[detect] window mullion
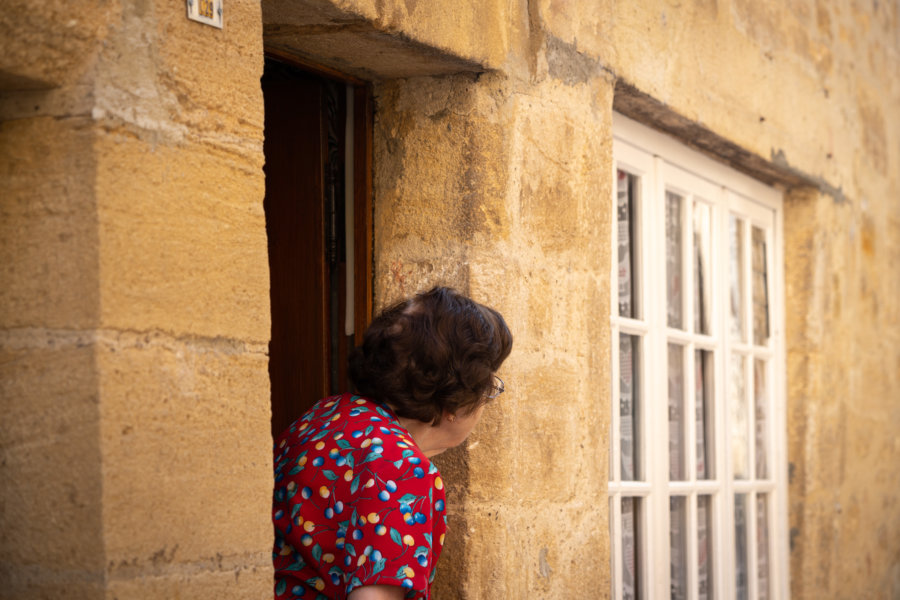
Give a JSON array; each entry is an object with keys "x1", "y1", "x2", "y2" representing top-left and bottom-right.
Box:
[
  {"x1": 742, "y1": 216, "x2": 756, "y2": 484},
  {"x1": 684, "y1": 188, "x2": 699, "y2": 599},
  {"x1": 686, "y1": 332, "x2": 699, "y2": 600},
  {"x1": 718, "y1": 187, "x2": 736, "y2": 600},
  {"x1": 650, "y1": 155, "x2": 669, "y2": 600}
]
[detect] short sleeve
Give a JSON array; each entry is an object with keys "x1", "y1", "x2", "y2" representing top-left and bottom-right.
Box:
[{"x1": 341, "y1": 454, "x2": 446, "y2": 599}]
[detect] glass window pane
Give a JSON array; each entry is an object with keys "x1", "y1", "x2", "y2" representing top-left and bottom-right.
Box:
[
  {"x1": 730, "y1": 354, "x2": 749, "y2": 479},
  {"x1": 757, "y1": 494, "x2": 771, "y2": 600},
  {"x1": 622, "y1": 497, "x2": 642, "y2": 600},
  {"x1": 666, "y1": 191, "x2": 684, "y2": 329},
  {"x1": 697, "y1": 495, "x2": 713, "y2": 600},
  {"x1": 610, "y1": 497, "x2": 616, "y2": 597},
  {"x1": 752, "y1": 226, "x2": 770, "y2": 346},
  {"x1": 693, "y1": 201, "x2": 712, "y2": 334},
  {"x1": 735, "y1": 494, "x2": 749, "y2": 600},
  {"x1": 668, "y1": 343, "x2": 686, "y2": 481},
  {"x1": 670, "y1": 496, "x2": 687, "y2": 600},
  {"x1": 754, "y1": 358, "x2": 768, "y2": 479},
  {"x1": 620, "y1": 334, "x2": 641, "y2": 481},
  {"x1": 729, "y1": 216, "x2": 744, "y2": 341},
  {"x1": 696, "y1": 350, "x2": 714, "y2": 479},
  {"x1": 618, "y1": 171, "x2": 638, "y2": 318}
]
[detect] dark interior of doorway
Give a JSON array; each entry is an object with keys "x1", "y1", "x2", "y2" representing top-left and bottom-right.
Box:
[{"x1": 262, "y1": 55, "x2": 373, "y2": 438}]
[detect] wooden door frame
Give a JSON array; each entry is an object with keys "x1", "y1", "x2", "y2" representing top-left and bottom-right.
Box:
[{"x1": 264, "y1": 47, "x2": 373, "y2": 348}]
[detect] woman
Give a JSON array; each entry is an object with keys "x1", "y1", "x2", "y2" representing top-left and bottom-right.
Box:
[{"x1": 273, "y1": 287, "x2": 513, "y2": 600}]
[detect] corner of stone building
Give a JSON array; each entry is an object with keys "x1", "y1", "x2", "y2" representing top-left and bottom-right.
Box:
[
  {"x1": 2, "y1": 0, "x2": 274, "y2": 597},
  {"x1": 1, "y1": 6, "x2": 108, "y2": 586}
]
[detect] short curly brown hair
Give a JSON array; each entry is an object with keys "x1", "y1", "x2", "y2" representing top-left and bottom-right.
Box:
[{"x1": 348, "y1": 287, "x2": 513, "y2": 425}]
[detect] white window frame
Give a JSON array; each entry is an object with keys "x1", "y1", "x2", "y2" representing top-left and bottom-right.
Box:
[{"x1": 608, "y1": 114, "x2": 789, "y2": 600}]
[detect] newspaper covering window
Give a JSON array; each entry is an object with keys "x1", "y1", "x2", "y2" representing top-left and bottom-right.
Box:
[
  {"x1": 757, "y1": 494, "x2": 770, "y2": 600},
  {"x1": 622, "y1": 497, "x2": 638, "y2": 600},
  {"x1": 620, "y1": 334, "x2": 638, "y2": 481},
  {"x1": 668, "y1": 344, "x2": 685, "y2": 481},
  {"x1": 610, "y1": 498, "x2": 616, "y2": 596},
  {"x1": 754, "y1": 359, "x2": 768, "y2": 479},
  {"x1": 751, "y1": 226, "x2": 770, "y2": 345},
  {"x1": 729, "y1": 216, "x2": 744, "y2": 341},
  {"x1": 697, "y1": 495, "x2": 712, "y2": 600},
  {"x1": 730, "y1": 355, "x2": 749, "y2": 480},
  {"x1": 696, "y1": 350, "x2": 712, "y2": 479},
  {"x1": 693, "y1": 202, "x2": 712, "y2": 334},
  {"x1": 666, "y1": 192, "x2": 683, "y2": 329},
  {"x1": 735, "y1": 494, "x2": 749, "y2": 600},
  {"x1": 670, "y1": 497, "x2": 687, "y2": 600},
  {"x1": 618, "y1": 171, "x2": 636, "y2": 318}
]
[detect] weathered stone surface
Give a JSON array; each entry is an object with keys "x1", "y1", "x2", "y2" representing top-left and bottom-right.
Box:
[
  {"x1": 0, "y1": 337, "x2": 104, "y2": 583},
  {"x1": 94, "y1": 334, "x2": 271, "y2": 568},
  {"x1": 0, "y1": 117, "x2": 99, "y2": 330},
  {"x1": 2, "y1": 578, "x2": 105, "y2": 600},
  {"x1": 93, "y1": 133, "x2": 269, "y2": 343},
  {"x1": 105, "y1": 561, "x2": 271, "y2": 600},
  {"x1": 262, "y1": 0, "x2": 529, "y2": 77},
  {"x1": 0, "y1": 0, "x2": 117, "y2": 90},
  {"x1": 784, "y1": 187, "x2": 900, "y2": 598},
  {"x1": 2, "y1": 0, "x2": 272, "y2": 595},
  {"x1": 88, "y1": 0, "x2": 265, "y2": 151}
]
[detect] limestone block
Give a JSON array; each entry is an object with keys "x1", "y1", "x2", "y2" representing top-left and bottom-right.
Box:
[
  {"x1": 372, "y1": 73, "x2": 514, "y2": 305},
  {"x1": 93, "y1": 133, "x2": 269, "y2": 342},
  {"x1": 0, "y1": 0, "x2": 117, "y2": 89},
  {"x1": 1, "y1": 578, "x2": 105, "y2": 600},
  {"x1": 506, "y1": 504, "x2": 606, "y2": 598},
  {"x1": 445, "y1": 502, "x2": 606, "y2": 600},
  {"x1": 509, "y1": 83, "x2": 611, "y2": 257},
  {"x1": 435, "y1": 503, "x2": 518, "y2": 600},
  {"x1": 104, "y1": 561, "x2": 271, "y2": 600},
  {"x1": 153, "y1": 0, "x2": 265, "y2": 145},
  {"x1": 0, "y1": 340, "x2": 104, "y2": 574},
  {"x1": 511, "y1": 366, "x2": 586, "y2": 497},
  {"x1": 363, "y1": 0, "x2": 528, "y2": 72},
  {"x1": 373, "y1": 74, "x2": 510, "y2": 246},
  {"x1": 454, "y1": 400, "x2": 517, "y2": 506},
  {"x1": 94, "y1": 334, "x2": 272, "y2": 571},
  {"x1": 91, "y1": 0, "x2": 264, "y2": 149},
  {"x1": 537, "y1": 0, "x2": 615, "y2": 69},
  {"x1": 0, "y1": 117, "x2": 99, "y2": 329},
  {"x1": 262, "y1": 0, "x2": 529, "y2": 77}
]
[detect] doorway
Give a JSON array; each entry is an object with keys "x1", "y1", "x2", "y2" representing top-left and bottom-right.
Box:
[{"x1": 262, "y1": 54, "x2": 373, "y2": 437}]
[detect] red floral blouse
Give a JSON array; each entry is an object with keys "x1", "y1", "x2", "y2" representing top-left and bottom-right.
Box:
[{"x1": 273, "y1": 394, "x2": 447, "y2": 600}]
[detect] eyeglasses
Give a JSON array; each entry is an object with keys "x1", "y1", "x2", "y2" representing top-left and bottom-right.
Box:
[{"x1": 484, "y1": 375, "x2": 505, "y2": 400}]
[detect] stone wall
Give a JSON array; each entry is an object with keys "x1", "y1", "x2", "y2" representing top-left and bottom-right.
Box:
[
  {"x1": 1, "y1": 0, "x2": 273, "y2": 597},
  {"x1": 2, "y1": 0, "x2": 898, "y2": 598}
]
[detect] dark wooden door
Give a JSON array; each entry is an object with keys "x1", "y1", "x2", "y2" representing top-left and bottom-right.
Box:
[{"x1": 263, "y1": 57, "x2": 373, "y2": 438}]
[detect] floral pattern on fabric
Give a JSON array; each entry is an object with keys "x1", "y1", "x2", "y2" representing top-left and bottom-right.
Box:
[{"x1": 273, "y1": 393, "x2": 447, "y2": 600}]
